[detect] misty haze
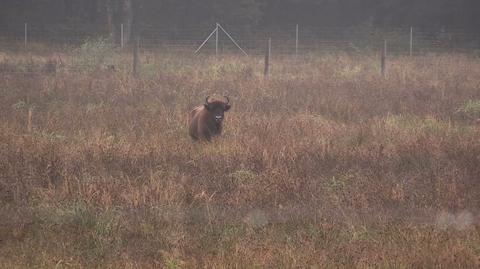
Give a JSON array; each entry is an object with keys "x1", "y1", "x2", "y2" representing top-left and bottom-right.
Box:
[{"x1": 1, "y1": 1, "x2": 479, "y2": 268}]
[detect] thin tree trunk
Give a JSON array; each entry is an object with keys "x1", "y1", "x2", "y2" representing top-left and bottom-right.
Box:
[
  {"x1": 123, "y1": 0, "x2": 133, "y2": 44},
  {"x1": 105, "y1": 0, "x2": 116, "y2": 40},
  {"x1": 131, "y1": 0, "x2": 141, "y2": 41}
]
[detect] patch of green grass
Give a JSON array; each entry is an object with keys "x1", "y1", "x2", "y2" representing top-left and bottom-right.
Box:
[
  {"x1": 33, "y1": 204, "x2": 124, "y2": 261},
  {"x1": 457, "y1": 99, "x2": 480, "y2": 119},
  {"x1": 229, "y1": 169, "x2": 257, "y2": 183},
  {"x1": 73, "y1": 37, "x2": 118, "y2": 72},
  {"x1": 334, "y1": 64, "x2": 362, "y2": 80},
  {"x1": 324, "y1": 175, "x2": 348, "y2": 191},
  {"x1": 164, "y1": 258, "x2": 181, "y2": 269}
]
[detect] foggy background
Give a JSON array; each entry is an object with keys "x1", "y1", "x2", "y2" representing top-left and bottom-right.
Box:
[{"x1": 1, "y1": 0, "x2": 479, "y2": 40}]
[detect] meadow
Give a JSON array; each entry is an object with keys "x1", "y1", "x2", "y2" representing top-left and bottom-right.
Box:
[{"x1": 0, "y1": 41, "x2": 479, "y2": 268}]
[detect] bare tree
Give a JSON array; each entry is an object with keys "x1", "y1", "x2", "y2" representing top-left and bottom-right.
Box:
[
  {"x1": 123, "y1": 0, "x2": 133, "y2": 44},
  {"x1": 105, "y1": 0, "x2": 116, "y2": 40}
]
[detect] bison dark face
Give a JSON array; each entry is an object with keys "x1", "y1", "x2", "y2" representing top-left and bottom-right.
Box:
[
  {"x1": 205, "y1": 96, "x2": 231, "y2": 124},
  {"x1": 188, "y1": 96, "x2": 231, "y2": 141}
]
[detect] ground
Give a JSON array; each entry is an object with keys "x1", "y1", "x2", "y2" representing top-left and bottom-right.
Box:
[{"x1": 0, "y1": 43, "x2": 479, "y2": 268}]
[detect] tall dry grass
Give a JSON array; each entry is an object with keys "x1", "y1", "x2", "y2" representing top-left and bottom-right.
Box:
[{"x1": 0, "y1": 49, "x2": 479, "y2": 268}]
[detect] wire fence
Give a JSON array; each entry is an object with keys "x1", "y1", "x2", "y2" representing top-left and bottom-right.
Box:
[
  {"x1": 1, "y1": 24, "x2": 480, "y2": 75},
  {"x1": 1, "y1": 24, "x2": 480, "y2": 56}
]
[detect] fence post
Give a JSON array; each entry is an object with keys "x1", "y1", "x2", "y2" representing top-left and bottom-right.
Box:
[
  {"x1": 133, "y1": 36, "x2": 139, "y2": 77},
  {"x1": 409, "y1": 26, "x2": 413, "y2": 56},
  {"x1": 264, "y1": 38, "x2": 271, "y2": 77},
  {"x1": 215, "y1": 22, "x2": 219, "y2": 57},
  {"x1": 121, "y1": 23, "x2": 124, "y2": 48},
  {"x1": 24, "y1": 23, "x2": 28, "y2": 49},
  {"x1": 381, "y1": 40, "x2": 387, "y2": 78},
  {"x1": 295, "y1": 24, "x2": 299, "y2": 58}
]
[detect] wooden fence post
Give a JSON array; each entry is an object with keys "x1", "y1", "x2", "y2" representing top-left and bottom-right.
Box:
[
  {"x1": 295, "y1": 24, "x2": 299, "y2": 58},
  {"x1": 215, "y1": 23, "x2": 219, "y2": 57},
  {"x1": 133, "y1": 36, "x2": 139, "y2": 77},
  {"x1": 381, "y1": 39, "x2": 387, "y2": 78},
  {"x1": 409, "y1": 26, "x2": 413, "y2": 56},
  {"x1": 264, "y1": 38, "x2": 271, "y2": 77},
  {"x1": 121, "y1": 23, "x2": 124, "y2": 48},
  {"x1": 24, "y1": 23, "x2": 28, "y2": 49}
]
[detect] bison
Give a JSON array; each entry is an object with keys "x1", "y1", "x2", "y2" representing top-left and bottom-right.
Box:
[{"x1": 188, "y1": 96, "x2": 231, "y2": 141}]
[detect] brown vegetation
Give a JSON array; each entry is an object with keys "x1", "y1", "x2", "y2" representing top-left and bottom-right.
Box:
[{"x1": 0, "y1": 49, "x2": 479, "y2": 268}]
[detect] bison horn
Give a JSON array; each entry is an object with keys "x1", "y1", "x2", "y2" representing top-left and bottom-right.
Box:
[
  {"x1": 224, "y1": 96, "x2": 230, "y2": 104},
  {"x1": 205, "y1": 96, "x2": 211, "y2": 105}
]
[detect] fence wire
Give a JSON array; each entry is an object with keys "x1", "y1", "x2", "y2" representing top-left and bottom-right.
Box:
[
  {"x1": 1, "y1": 25, "x2": 480, "y2": 55},
  {"x1": 1, "y1": 25, "x2": 480, "y2": 75}
]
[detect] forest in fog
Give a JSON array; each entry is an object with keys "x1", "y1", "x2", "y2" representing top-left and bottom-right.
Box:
[{"x1": 1, "y1": 0, "x2": 480, "y2": 36}]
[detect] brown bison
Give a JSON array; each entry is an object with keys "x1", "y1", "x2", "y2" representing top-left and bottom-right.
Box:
[{"x1": 188, "y1": 96, "x2": 231, "y2": 141}]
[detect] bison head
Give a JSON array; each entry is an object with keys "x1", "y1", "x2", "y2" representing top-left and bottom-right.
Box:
[{"x1": 204, "y1": 96, "x2": 231, "y2": 123}]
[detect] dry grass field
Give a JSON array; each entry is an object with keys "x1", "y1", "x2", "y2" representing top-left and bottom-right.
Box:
[{"x1": 1, "y1": 42, "x2": 480, "y2": 268}]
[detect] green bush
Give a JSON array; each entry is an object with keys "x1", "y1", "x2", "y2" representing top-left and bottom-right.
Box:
[{"x1": 73, "y1": 38, "x2": 117, "y2": 72}]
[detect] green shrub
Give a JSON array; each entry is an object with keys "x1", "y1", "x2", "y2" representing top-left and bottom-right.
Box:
[{"x1": 73, "y1": 38, "x2": 117, "y2": 72}]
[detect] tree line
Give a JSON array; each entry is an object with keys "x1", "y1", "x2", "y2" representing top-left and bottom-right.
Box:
[{"x1": 1, "y1": 0, "x2": 479, "y2": 41}]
